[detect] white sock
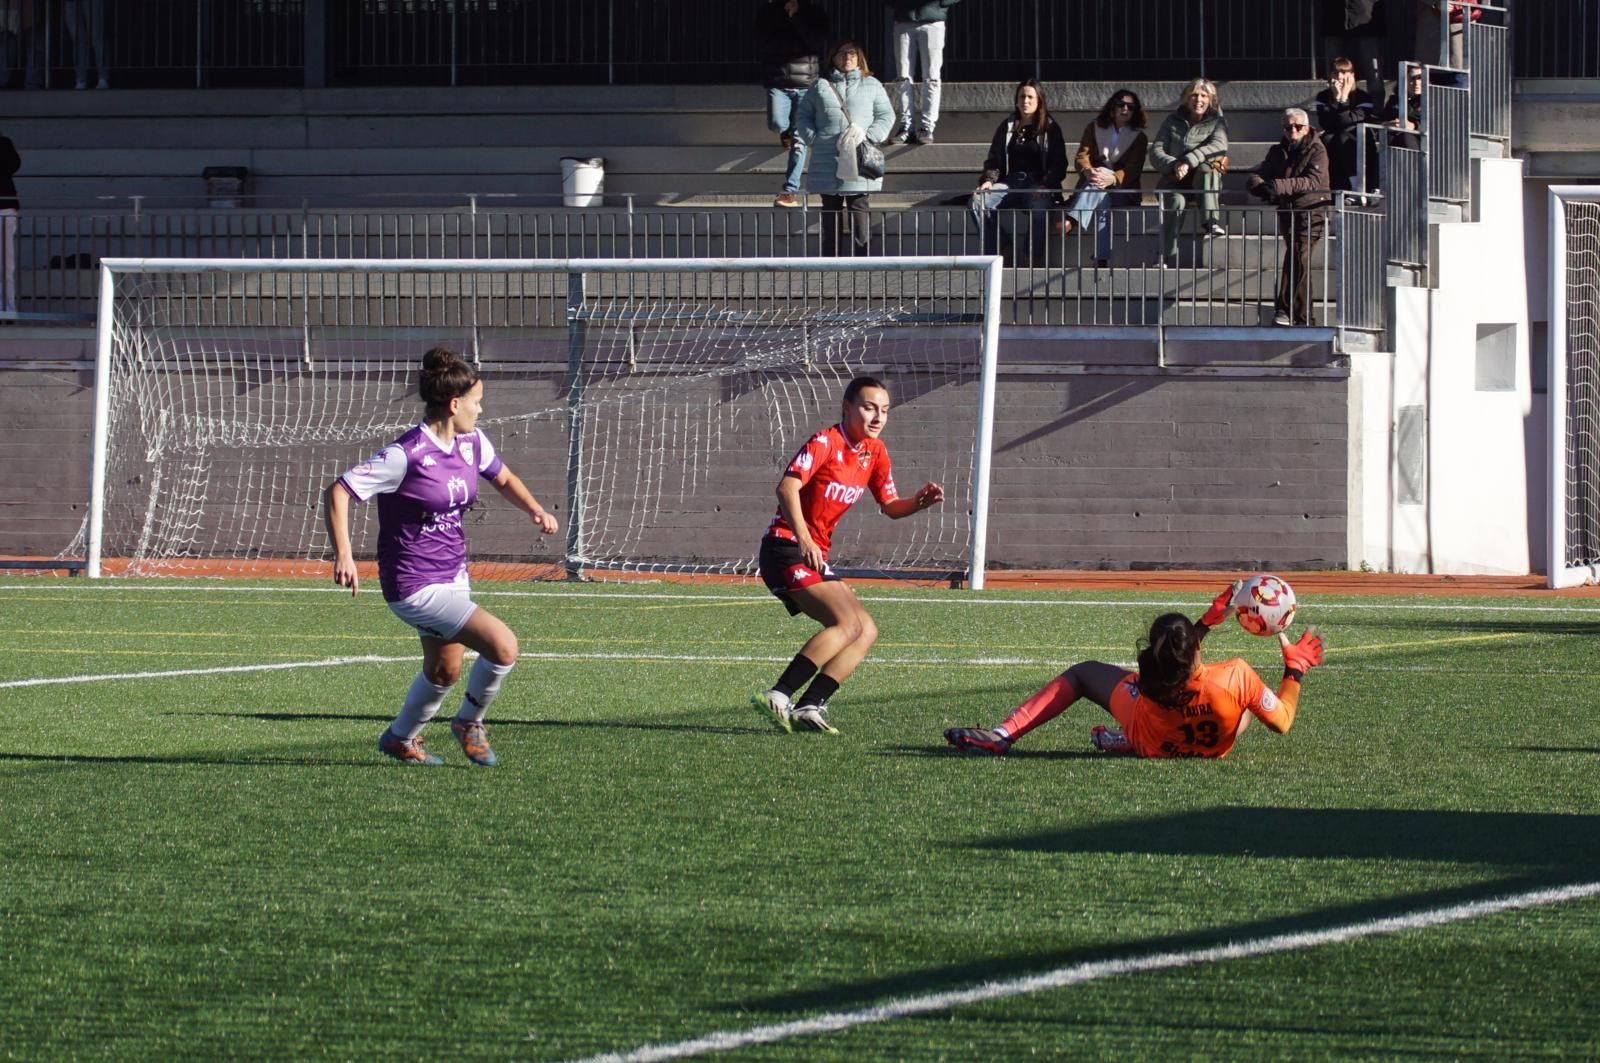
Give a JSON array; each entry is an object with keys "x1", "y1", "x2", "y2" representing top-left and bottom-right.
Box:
[
  {"x1": 456, "y1": 656, "x2": 515, "y2": 723},
  {"x1": 392, "y1": 672, "x2": 452, "y2": 740}
]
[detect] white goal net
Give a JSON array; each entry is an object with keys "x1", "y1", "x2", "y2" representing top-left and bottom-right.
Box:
[
  {"x1": 1550, "y1": 192, "x2": 1600, "y2": 587},
  {"x1": 80, "y1": 258, "x2": 1002, "y2": 586}
]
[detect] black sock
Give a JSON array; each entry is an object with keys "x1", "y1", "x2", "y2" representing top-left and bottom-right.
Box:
[
  {"x1": 773, "y1": 654, "x2": 819, "y2": 698},
  {"x1": 795, "y1": 674, "x2": 840, "y2": 709}
]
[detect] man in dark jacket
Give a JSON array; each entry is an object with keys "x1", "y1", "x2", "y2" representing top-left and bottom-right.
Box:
[
  {"x1": 0, "y1": 131, "x2": 18, "y2": 316},
  {"x1": 758, "y1": 0, "x2": 831, "y2": 208},
  {"x1": 1247, "y1": 109, "x2": 1331, "y2": 327}
]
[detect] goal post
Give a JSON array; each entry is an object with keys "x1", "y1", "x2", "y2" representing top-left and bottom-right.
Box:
[
  {"x1": 84, "y1": 256, "x2": 1004, "y2": 588},
  {"x1": 1548, "y1": 190, "x2": 1600, "y2": 588}
]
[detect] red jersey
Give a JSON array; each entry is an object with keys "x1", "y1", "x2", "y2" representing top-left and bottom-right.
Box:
[{"x1": 765, "y1": 424, "x2": 898, "y2": 555}]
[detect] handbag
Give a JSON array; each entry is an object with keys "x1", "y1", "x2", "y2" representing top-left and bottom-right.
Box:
[
  {"x1": 857, "y1": 140, "x2": 886, "y2": 180},
  {"x1": 827, "y1": 81, "x2": 886, "y2": 180}
]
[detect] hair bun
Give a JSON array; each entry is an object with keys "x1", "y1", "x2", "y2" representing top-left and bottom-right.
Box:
[{"x1": 422, "y1": 347, "x2": 460, "y2": 374}]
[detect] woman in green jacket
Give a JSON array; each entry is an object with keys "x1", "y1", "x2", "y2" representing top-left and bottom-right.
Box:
[{"x1": 1149, "y1": 78, "x2": 1230, "y2": 267}]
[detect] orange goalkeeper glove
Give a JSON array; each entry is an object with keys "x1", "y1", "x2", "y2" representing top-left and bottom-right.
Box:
[
  {"x1": 1198, "y1": 580, "x2": 1244, "y2": 630},
  {"x1": 1279, "y1": 626, "x2": 1324, "y2": 680}
]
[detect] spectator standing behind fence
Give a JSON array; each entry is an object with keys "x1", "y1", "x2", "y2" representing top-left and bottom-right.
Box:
[
  {"x1": 758, "y1": 0, "x2": 830, "y2": 209},
  {"x1": 1059, "y1": 89, "x2": 1149, "y2": 269},
  {"x1": 887, "y1": 0, "x2": 959, "y2": 145},
  {"x1": 65, "y1": 0, "x2": 109, "y2": 89},
  {"x1": 1315, "y1": 58, "x2": 1374, "y2": 191},
  {"x1": 1, "y1": 0, "x2": 44, "y2": 89},
  {"x1": 795, "y1": 40, "x2": 894, "y2": 257},
  {"x1": 1416, "y1": 0, "x2": 1479, "y2": 69},
  {"x1": 1321, "y1": 0, "x2": 1386, "y2": 101},
  {"x1": 1149, "y1": 78, "x2": 1229, "y2": 269},
  {"x1": 0, "y1": 130, "x2": 18, "y2": 316},
  {"x1": 970, "y1": 80, "x2": 1067, "y2": 267},
  {"x1": 1247, "y1": 108, "x2": 1331, "y2": 327}
]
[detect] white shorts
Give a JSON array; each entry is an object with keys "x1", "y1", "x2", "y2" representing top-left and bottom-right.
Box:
[{"x1": 386, "y1": 573, "x2": 478, "y2": 640}]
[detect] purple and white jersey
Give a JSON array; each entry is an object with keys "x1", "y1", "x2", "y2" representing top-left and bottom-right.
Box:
[{"x1": 338, "y1": 423, "x2": 506, "y2": 602}]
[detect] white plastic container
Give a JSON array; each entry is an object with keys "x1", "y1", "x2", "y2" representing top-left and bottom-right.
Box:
[{"x1": 560, "y1": 157, "x2": 605, "y2": 207}]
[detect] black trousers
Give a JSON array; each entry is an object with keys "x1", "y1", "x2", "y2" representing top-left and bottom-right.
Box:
[
  {"x1": 820, "y1": 194, "x2": 872, "y2": 256},
  {"x1": 1276, "y1": 211, "x2": 1328, "y2": 326}
]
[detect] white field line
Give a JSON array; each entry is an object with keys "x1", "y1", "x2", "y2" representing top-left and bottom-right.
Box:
[
  {"x1": 0, "y1": 651, "x2": 1104, "y2": 689},
  {"x1": 6, "y1": 647, "x2": 1599, "y2": 691},
  {"x1": 0, "y1": 655, "x2": 414, "y2": 689},
  {"x1": 566, "y1": 880, "x2": 1600, "y2": 1063},
  {"x1": 2, "y1": 582, "x2": 1600, "y2": 615}
]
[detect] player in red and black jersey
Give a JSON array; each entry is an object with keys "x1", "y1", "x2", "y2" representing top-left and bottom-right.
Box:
[{"x1": 753, "y1": 376, "x2": 945, "y2": 734}]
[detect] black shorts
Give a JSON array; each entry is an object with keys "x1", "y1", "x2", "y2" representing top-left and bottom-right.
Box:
[{"x1": 758, "y1": 536, "x2": 840, "y2": 616}]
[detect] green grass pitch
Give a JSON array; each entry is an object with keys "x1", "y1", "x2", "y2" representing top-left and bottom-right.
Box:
[{"x1": 1, "y1": 577, "x2": 1598, "y2": 1060}]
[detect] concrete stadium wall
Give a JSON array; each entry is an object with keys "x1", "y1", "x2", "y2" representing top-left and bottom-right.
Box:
[{"x1": 0, "y1": 340, "x2": 1348, "y2": 573}]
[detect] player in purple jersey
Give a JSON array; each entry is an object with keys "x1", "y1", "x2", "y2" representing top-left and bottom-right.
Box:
[{"x1": 324, "y1": 347, "x2": 559, "y2": 766}]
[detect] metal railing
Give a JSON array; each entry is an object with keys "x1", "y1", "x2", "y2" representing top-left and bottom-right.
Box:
[
  {"x1": 6, "y1": 0, "x2": 305, "y2": 90},
  {"x1": 8, "y1": 0, "x2": 1596, "y2": 86},
  {"x1": 1512, "y1": 0, "x2": 1599, "y2": 78},
  {"x1": 3, "y1": 197, "x2": 1339, "y2": 333},
  {"x1": 1337, "y1": 193, "x2": 1386, "y2": 346},
  {"x1": 1466, "y1": 6, "x2": 1512, "y2": 142},
  {"x1": 1424, "y1": 66, "x2": 1472, "y2": 205}
]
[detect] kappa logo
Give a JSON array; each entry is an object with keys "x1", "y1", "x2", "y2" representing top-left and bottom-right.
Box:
[
  {"x1": 790, "y1": 566, "x2": 811, "y2": 584},
  {"x1": 421, "y1": 455, "x2": 437, "y2": 467}
]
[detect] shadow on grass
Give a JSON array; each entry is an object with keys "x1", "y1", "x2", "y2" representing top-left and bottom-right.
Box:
[
  {"x1": 736, "y1": 806, "x2": 1600, "y2": 1016},
  {"x1": 1519, "y1": 746, "x2": 1600, "y2": 755},
  {"x1": 970, "y1": 807, "x2": 1600, "y2": 867}
]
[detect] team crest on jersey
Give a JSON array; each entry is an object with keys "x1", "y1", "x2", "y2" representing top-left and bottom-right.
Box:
[
  {"x1": 1260, "y1": 689, "x2": 1280, "y2": 712},
  {"x1": 461, "y1": 441, "x2": 474, "y2": 466},
  {"x1": 856, "y1": 448, "x2": 871, "y2": 470}
]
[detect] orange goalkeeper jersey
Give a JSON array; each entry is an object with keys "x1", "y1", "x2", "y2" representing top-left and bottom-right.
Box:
[{"x1": 1108, "y1": 658, "x2": 1293, "y2": 759}]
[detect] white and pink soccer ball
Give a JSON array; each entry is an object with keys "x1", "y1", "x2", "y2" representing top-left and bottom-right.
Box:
[{"x1": 1233, "y1": 574, "x2": 1297, "y2": 636}]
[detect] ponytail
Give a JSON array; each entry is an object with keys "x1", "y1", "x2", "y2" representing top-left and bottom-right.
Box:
[{"x1": 1136, "y1": 612, "x2": 1202, "y2": 708}]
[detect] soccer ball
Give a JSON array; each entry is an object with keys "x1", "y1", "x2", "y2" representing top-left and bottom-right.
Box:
[{"x1": 1235, "y1": 574, "x2": 1297, "y2": 636}]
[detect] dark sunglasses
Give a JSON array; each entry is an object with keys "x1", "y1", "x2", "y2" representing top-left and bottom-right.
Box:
[
  {"x1": 1114, "y1": 99, "x2": 1135, "y2": 108},
  {"x1": 1283, "y1": 122, "x2": 1308, "y2": 129}
]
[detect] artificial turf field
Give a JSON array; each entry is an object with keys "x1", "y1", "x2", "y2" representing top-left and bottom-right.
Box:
[{"x1": 1, "y1": 576, "x2": 1597, "y2": 1060}]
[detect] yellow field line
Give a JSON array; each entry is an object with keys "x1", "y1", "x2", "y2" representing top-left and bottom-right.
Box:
[{"x1": 1329, "y1": 632, "x2": 1524, "y2": 655}]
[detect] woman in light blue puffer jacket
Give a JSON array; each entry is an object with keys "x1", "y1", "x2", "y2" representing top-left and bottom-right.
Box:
[{"x1": 795, "y1": 40, "x2": 895, "y2": 256}]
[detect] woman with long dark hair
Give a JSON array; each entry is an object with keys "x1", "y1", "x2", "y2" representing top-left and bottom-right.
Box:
[
  {"x1": 1058, "y1": 88, "x2": 1149, "y2": 268},
  {"x1": 971, "y1": 78, "x2": 1068, "y2": 265},
  {"x1": 945, "y1": 583, "x2": 1324, "y2": 758}
]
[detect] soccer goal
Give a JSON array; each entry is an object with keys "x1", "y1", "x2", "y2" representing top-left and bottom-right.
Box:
[
  {"x1": 81, "y1": 257, "x2": 1004, "y2": 587},
  {"x1": 1549, "y1": 189, "x2": 1600, "y2": 588}
]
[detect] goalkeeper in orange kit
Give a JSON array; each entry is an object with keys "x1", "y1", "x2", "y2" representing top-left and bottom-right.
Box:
[{"x1": 945, "y1": 583, "x2": 1325, "y2": 758}]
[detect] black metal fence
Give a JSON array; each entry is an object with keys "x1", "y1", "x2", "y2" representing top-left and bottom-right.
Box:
[{"x1": 1, "y1": 0, "x2": 1589, "y2": 89}]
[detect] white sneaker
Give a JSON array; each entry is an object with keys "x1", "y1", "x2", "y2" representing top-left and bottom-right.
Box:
[
  {"x1": 752, "y1": 689, "x2": 793, "y2": 734},
  {"x1": 1090, "y1": 725, "x2": 1135, "y2": 755},
  {"x1": 791, "y1": 706, "x2": 840, "y2": 734},
  {"x1": 1273, "y1": 312, "x2": 1293, "y2": 326}
]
